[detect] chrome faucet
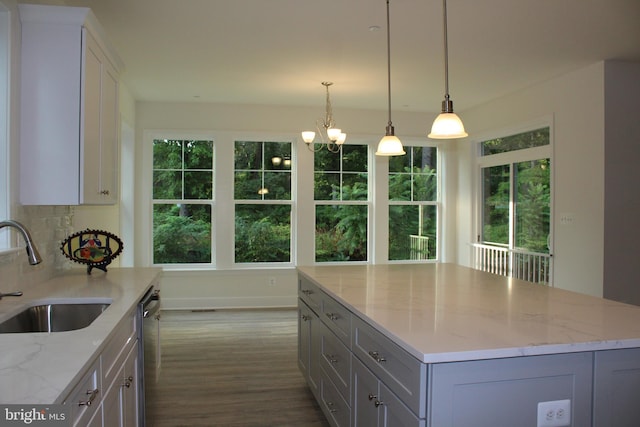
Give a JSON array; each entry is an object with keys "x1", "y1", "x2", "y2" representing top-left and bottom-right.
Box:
[{"x1": 0, "y1": 220, "x2": 42, "y2": 265}]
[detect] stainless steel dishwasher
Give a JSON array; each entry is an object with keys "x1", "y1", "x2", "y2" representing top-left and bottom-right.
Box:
[{"x1": 138, "y1": 287, "x2": 161, "y2": 426}]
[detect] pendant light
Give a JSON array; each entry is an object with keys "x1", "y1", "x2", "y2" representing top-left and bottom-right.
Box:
[
  {"x1": 428, "y1": 0, "x2": 468, "y2": 139},
  {"x1": 375, "y1": 0, "x2": 405, "y2": 156}
]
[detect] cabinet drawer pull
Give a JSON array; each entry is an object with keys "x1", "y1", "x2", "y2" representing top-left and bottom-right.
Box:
[
  {"x1": 99, "y1": 190, "x2": 110, "y2": 195},
  {"x1": 78, "y1": 388, "x2": 99, "y2": 406},
  {"x1": 368, "y1": 350, "x2": 387, "y2": 363},
  {"x1": 325, "y1": 312, "x2": 339, "y2": 321}
]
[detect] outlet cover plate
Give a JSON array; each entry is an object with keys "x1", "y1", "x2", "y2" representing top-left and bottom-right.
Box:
[{"x1": 537, "y1": 399, "x2": 571, "y2": 427}]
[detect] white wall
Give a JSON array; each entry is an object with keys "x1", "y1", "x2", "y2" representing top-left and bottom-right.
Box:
[{"x1": 456, "y1": 62, "x2": 607, "y2": 297}]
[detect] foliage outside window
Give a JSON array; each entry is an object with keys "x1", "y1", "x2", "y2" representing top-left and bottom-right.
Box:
[
  {"x1": 314, "y1": 145, "x2": 368, "y2": 262},
  {"x1": 480, "y1": 128, "x2": 551, "y2": 253},
  {"x1": 388, "y1": 146, "x2": 438, "y2": 260},
  {"x1": 481, "y1": 128, "x2": 550, "y2": 156},
  {"x1": 234, "y1": 141, "x2": 292, "y2": 263},
  {"x1": 152, "y1": 139, "x2": 213, "y2": 264}
]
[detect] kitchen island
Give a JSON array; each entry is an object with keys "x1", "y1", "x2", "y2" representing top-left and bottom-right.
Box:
[
  {"x1": 0, "y1": 268, "x2": 160, "y2": 410},
  {"x1": 297, "y1": 264, "x2": 640, "y2": 427}
]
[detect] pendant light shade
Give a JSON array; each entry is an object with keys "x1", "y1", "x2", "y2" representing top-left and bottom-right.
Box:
[
  {"x1": 429, "y1": 97, "x2": 468, "y2": 138},
  {"x1": 376, "y1": 131, "x2": 405, "y2": 156},
  {"x1": 428, "y1": 0, "x2": 468, "y2": 139},
  {"x1": 375, "y1": 0, "x2": 405, "y2": 156}
]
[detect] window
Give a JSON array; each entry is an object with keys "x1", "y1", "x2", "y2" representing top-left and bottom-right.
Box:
[
  {"x1": 152, "y1": 139, "x2": 214, "y2": 264},
  {"x1": 475, "y1": 126, "x2": 552, "y2": 284},
  {"x1": 388, "y1": 146, "x2": 438, "y2": 260},
  {"x1": 234, "y1": 140, "x2": 292, "y2": 263},
  {"x1": 314, "y1": 145, "x2": 368, "y2": 262},
  {"x1": 479, "y1": 128, "x2": 551, "y2": 252}
]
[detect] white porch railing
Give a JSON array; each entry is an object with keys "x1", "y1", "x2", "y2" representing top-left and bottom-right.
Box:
[
  {"x1": 410, "y1": 235, "x2": 433, "y2": 260},
  {"x1": 471, "y1": 243, "x2": 553, "y2": 285}
]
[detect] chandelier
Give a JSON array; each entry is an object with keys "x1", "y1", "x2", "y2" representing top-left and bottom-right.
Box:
[{"x1": 302, "y1": 82, "x2": 346, "y2": 153}]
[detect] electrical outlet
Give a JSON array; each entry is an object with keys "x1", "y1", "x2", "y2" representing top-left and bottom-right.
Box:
[
  {"x1": 537, "y1": 399, "x2": 571, "y2": 427},
  {"x1": 559, "y1": 213, "x2": 575, "y2": 225}
]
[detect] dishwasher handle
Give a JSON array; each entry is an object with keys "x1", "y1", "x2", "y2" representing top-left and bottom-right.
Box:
[{"x1": 142, "y1": 288, "x2": 161, "y2": 319}]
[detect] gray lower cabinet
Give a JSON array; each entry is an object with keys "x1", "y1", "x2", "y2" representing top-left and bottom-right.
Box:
[
  {"x1": 593, "y1": 348, "x2": 640, "y2": 427},
  {"x1": 298, "y1": 299, "x2": 321, "y2": 398},
  {"x1": 429, "y1": 352, "x2": 594, "y2": 426},
  {"x1": 352, "y1": 355, "x2": 423, "y2": 427},
  {"x1": 298, "y1": 274, "x2": 640, "y2": 427}
]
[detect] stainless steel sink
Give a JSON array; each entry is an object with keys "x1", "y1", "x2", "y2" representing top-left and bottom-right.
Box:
[{"x1": 0, "y1": 302, "x2": 110, "y2": 333}]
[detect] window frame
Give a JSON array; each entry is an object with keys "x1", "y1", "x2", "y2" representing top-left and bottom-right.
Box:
[
  {"x1": 233, "y1": 139, "x2": 295, "y2": 267},
  {"x1": 474, "y1": 120, "x2": 554, "y2": 254},
  {"x1": 140, "y1": 132, "x2": 444, "y2": 269},
  {"x1": 313, "y1": 142, "x2": 371, "y2": 264},
  {"x1": 387, "y1": 144, "x2": 440, "y2": 263}
]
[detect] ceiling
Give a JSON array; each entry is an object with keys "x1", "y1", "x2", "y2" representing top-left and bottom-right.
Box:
[{"x1": 35, "y1": 0, "x2": 640, "y2": 113}]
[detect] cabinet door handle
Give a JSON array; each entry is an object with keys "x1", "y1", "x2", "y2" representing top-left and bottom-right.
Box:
[
  {"x1": 374, "y1": 400, "x2": 384, "y2": 408},
  {"x1": 301, "y1": 314, "x2": 311, "y2": 321},
  {"x1": 122, "y1": 376, "x2": 134, "y2": 388},
  {"x1": 368, "y1": 350, "x2": 386, "y2": 363},
  {"x1": 301, "y1": 289, "x2": 313, "y2": 295},
  {"x1": 326, "y1": 401, "x2": 338, "y2": 413},
  {"x1": 99, "y1": 190, "x2": 110, "y2": 195},
  {"x1": 325, "y1": 312, "x2": 339, "y2": 321},
  {"x1": 325, "y1": 354, "x2": 338, "y2": 364},
  {"x1": 78, "y1": 388, "x2": 99, "y2": 406},
  {"x1": 368, "y1": 393, "x2": 377, "y2": 401}
]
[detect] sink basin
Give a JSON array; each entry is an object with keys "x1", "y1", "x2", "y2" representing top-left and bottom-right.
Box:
[{"x1": 0, "y1": 302, "x2": 110, "y2": 333}]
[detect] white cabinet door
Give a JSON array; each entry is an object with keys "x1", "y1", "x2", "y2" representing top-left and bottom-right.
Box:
[
  {"x1": 19, "y1": 4, "x2": 121, "y2": 206},
  {"x1": 81, "y1": 29, "x2": 119, "y2": 204},
  {"x1": 102, "y1": 341, "x2": 139, "y2": 427}
]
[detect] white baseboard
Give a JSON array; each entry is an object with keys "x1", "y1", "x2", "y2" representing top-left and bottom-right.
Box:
[{"x1": 161, "y1": 295, "x2": 297, "y2": 311}]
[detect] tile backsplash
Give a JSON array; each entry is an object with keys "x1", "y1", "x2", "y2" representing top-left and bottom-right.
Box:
[{"x1": 0, "y1": 205, "x2": 74, "y2": 291}]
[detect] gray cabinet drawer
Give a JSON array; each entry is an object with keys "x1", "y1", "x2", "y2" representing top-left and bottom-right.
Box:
[
  {"x1": 63, "y1": 359, "x2": 101, "y2": 426},
  {"x1": 321, "y1": 369, "x2": 351, "y2": 427},
  {"x1": 320, "y1": 320, "x2": 351, "y2": 404},
  {"x1": 321, "y1": 293, "x2": 351, "y2": 345},
  {"x1": 351, "y1": 315, "x2": 427, "y2": 418},
  {"x1": 299, "y1": 277, "x2": 322, "y2": 314}
]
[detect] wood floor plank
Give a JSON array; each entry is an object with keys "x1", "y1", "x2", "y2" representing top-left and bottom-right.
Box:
[{"x1": 146, "y1": 309, "x2": 329, "y2": 427}]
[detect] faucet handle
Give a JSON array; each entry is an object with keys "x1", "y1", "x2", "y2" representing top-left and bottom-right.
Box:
[{"x1": 0, "y1": 291, "x2": 23, "y2": 300}]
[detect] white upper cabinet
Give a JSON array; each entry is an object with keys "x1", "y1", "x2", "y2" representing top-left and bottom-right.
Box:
[{"x1": 19, "y1": 4, "x2": 123, "y2": 205}]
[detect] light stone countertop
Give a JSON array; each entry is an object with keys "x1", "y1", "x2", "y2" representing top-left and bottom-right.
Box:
[
  {"x1": 0, "y1": 267, "x2": 161, "y2": 404},
  {"x1": 298, "y1": 263, "x2": 640, "y2": 363}
]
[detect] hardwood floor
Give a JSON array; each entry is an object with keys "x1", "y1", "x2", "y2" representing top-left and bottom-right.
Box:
[{"x1": 146, "y1": 309, "x2": 330, "y2": 427}]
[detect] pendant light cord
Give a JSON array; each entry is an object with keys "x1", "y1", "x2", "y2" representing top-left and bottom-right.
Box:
[
  {"x1": 442, "y1": 0, "x2": 450, "y2": 99},
  {"x1": 386, "y1": 0, "x2": 393, "y2": 128}
]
